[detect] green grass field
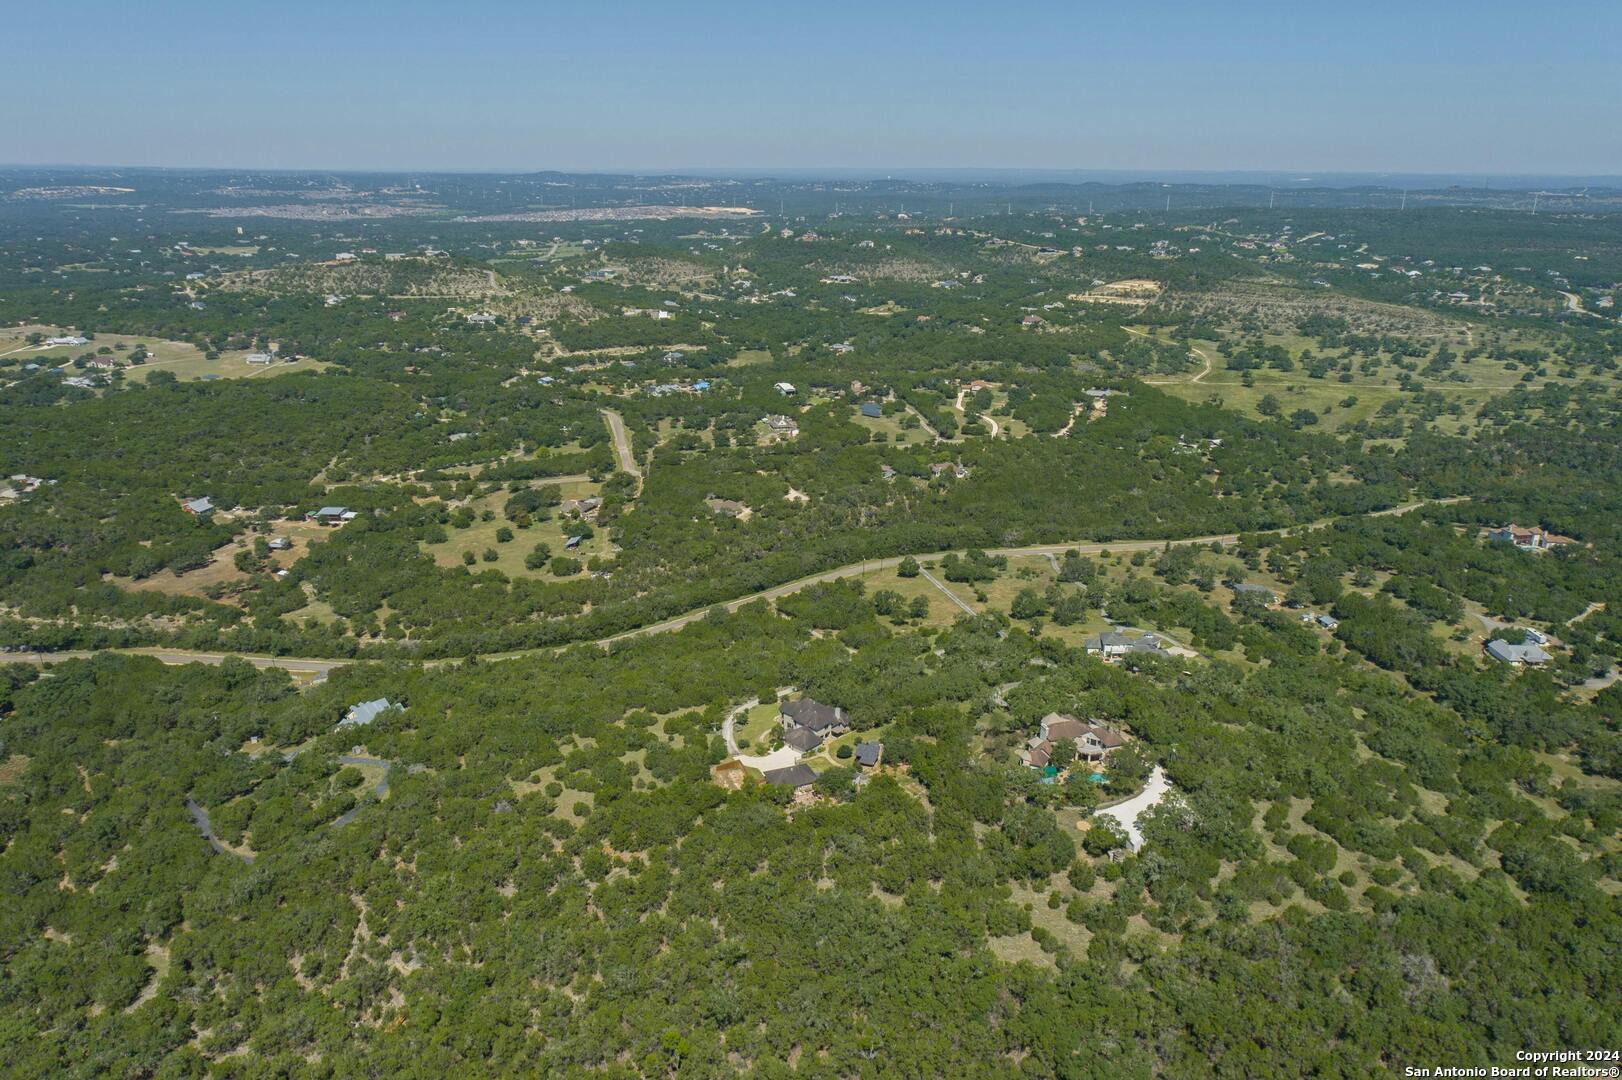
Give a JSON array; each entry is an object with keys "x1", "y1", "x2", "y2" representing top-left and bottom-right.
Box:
[
  {"x1": 420, "y1": 481, "x2": 608, "y2": 579},
  {"x1": 0, "y1": 325, "x2": 329, "y2": 384},
  {"x1": 1131, "y1": 324, "x2": 1606, "y2": 433},
  {"x1": 851, "y1": 406, "x2": 931, "y2": 446},
  {"x1": 734, "y1": 702, "x2": 781, "y2": 750},
  {"x1": 848, "y1": 565, "x2": 960, "y2": 628}
]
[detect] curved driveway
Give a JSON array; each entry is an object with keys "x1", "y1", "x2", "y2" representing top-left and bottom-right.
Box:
[
  {"x1": 721, "y1": 695, "x2": 802, "y2": 771},
  {"x1": 1093, "y1": 766, "x2": 1171, "y2": 853}
]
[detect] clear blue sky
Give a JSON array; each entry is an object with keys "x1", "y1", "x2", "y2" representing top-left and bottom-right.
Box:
[{"x1": 11, "y1": 0, "x2": 1621, "y2": 175}]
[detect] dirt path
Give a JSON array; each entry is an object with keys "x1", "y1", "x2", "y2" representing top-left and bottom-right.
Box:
[
  {"x1": 902, "y1": 401, "x2": 944, "y2": 441},
  {"x1": 953, "y1": 388, "x2": 1002, "y2": 438},
  {"x1": 330, "y1": 755, "x2": 394, "y2": 827},
  {"x1": 1189, "y1": 346, "x2": 1214, "y2": 382},
  {"x1": 920, "y1": 567, "x2": 977, "y2": 616},
  {"x1": 1570, "y1": 601, "x2": 1605, "y2": 625},
  {"x1": 1580, "y1": 667, "x2": 1620, "y2": 693},
  {"x1": 1053, "y1": 402, "x2": 1089, "y2": 438},
  {"x1": 601, "y1": 409, "x2": 641, "y2": 478},
  {"x1": 1130, "y1": 324, "x2": 1213, "y2": 385}
]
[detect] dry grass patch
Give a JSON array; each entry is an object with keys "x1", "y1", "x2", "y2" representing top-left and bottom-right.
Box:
[
  {"x1": 987, "y1": 933, "x2": 1058, "y2": 970},
  {"x1": 0, "y1": 754, "x2": 30, "y2": 787},
  {"x1": 0, "y1": 325, "x2": 329, "y2": 384},
  {"x1": 421, "y1": 482, "x2": 607, "y2": 578}
]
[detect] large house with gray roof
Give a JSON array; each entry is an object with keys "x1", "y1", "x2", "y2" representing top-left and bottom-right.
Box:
[
  {"x1": 781, "y1": 697, "x2": 849, "y2": 736},
  {"x1": 778, "y1": 696, "x2": 849, "y2": 756},
  {"x1": 338, "y1": 698, "x2": 396, "y2": 730},
  {"x1": 309, "y1": 506, "x2": 357, "y2": 526},
  {"x1": 762, "y1": 764, "x2": 818, "y2": 789},
  {"x1": 1485, "y1": 639, "x2": 1552, "y2": 666},
  {"x1": 1083, "y1": 631, "x2": 1169, "y2": 661}
]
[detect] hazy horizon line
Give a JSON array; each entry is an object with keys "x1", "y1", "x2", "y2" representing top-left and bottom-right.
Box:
[{"x1": 3, "y1": 162, "x2": 1620, "y2": 191}]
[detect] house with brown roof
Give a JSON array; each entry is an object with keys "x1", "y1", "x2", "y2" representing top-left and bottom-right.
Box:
[
  {"x1": 563, "y1": 496, "x2": 601, "y2": 517},
  {"x1": 1077, "y1": 724, "x2": 1126, "y2": 762},
  {"x1": 707, "y1": 498, "x2": 746, "y2": 517},
  {"x1": 1024, "y1": 713, "x2": 1128, "y2": 767},
  {"x1": 1038, "y1": 713, "x2": 1084, "y2": 741}
]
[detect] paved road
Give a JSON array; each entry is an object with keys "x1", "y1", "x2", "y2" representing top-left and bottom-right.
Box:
[
  {"x1": 143, "y1": 650, "x2": 347, "y2": 674},
  {"x1": 12, "y1": 498, "x2": 1461, "y2": 673},
  {"x1": 1093, "y1": 766, "x2": 1170, "y2": 853},
  {"x1": 1559, "y1": 291, "x2": 1603, "y2": 319},
  {"x1": 186, "y1": 799, "x2": 254, "y2": 862},
  {"x1": 601, "y1": 409, "x2": 641, "y2": 477},
  {"x1": 9, "y1": 647, "x2": 350, "y2": 676}
]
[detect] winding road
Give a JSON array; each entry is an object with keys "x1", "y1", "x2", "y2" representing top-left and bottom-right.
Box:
[
  {"x1": 1559, "y1": 291, "x2": 1605, "y2": 320},
  {"x1": 1127, "y1": 326, "x2": 1215, "y2": 385},
  {"x1": 12, "y1": 498, "x2": 1461, "y2": 674},
  {"x1": 186, "y1": 799, "x2": 254, "y2": 862},
  {"x1": 953, "y1": 388, "x2": 1001, "y2": 437}
]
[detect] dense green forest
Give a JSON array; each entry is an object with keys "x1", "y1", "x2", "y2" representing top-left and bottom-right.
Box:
[{"x1": 1, "y1": 168, "x2": 1619, "y2": 1076}]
